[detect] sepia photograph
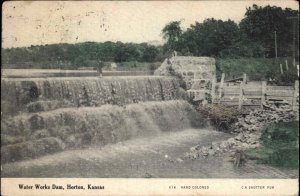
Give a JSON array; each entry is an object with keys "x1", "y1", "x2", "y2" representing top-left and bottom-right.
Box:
[{"x1": 1, "y1": 0, "x2": 299, "y2": 195}]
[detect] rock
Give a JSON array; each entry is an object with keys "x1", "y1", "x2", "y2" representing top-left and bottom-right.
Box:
[
  {"x1": 249, "y1": 119, "x2": 256, "y2": 124},
  {"x1": 242, "y1": 143, "x2": 250, "y2": 148},
  {"x1": 219, "y1": 142, "x2": 228, "y2": 149},
  {"x1": 221, "y1": 148, "x2": 228, "y2": 153},
  {"x1": 144, "y1": 172, "x2": 156, "y2": 178},
  {"x1": 65, "y1": 135, "x2": 76, "y2": 147},
  {"x1": 234, "y1": 134, "x2": 245, "y2": 142},
  {"x1": 1, "y1": 135, "x2": 25, "y2": 146},
  {"x1": 190, "y1": 145, "x2": 200, "y2": 151},
  {"x1": 31, "y1": 129, "x2": 51, "y2": 139},
  {"x1": 215, "y1": 147, "x2": 221, "y2": 152},
  {"x1": 227, "y1": 138, "x2": 235, "y2": 144},
  {"x1": 208, "y1": 149, "x2": 216, "y2": 156},
  {"x1": 211, "y1": 142, "x2": 219, "y2": 149},
  {"x1": 183, "y1": 101, "x2": 299, "y2": 161},
  {"x1": 249, "y1": 143, "x2": 260, "y2": 148}
]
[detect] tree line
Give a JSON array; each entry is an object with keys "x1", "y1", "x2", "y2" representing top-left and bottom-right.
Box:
[
  {"x1": 1, "y1": 4, "x2": 299, "y2": 68},
  {"x1": 1, "y1": 41, "x2": 161, "y2": 66},
  {"x1": 162, "y1": 4, "x2": 298, "y2": 59}
]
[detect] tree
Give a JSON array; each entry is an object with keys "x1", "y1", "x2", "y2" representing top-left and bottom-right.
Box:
[
  {"x1": 179, "y1": 19, "x2": 240, "y2": 56},
  {"x1": 240, "y1": 4, "x2": 299, "y2": 58},
  {"x1": 1, "y1": 41, "x2": 163, "y2": 68},
  {"x1": 142, "y1": 45, "x2": 159, "y2": 62},
  {"x1": 162, "y1": 21, "x2": 183, "y2": 51}
]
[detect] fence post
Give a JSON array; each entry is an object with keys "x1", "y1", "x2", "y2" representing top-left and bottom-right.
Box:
[
  {"x1": 218, "y1": 73, "x2": 225, "y2": 103},
  {"x1": 238, "y1": 73, "x2": 247, "y2": 110},
  {"x1": 261, "y1": 81, "x2": 267, "y2": 109},
  {"x1": 280, "y1": 64, "x2": 283, "y2": 74},
  {"x1": 211, "y1": 78, "x2": 216, "y2": 103},
  {"x1": 292, "y1": 80, "x2": 299, "y2": 111}
]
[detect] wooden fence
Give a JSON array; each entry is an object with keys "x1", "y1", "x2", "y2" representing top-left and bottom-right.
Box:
[
  {"x1": 215, "y1": 73, "x2": 299, "y2": 110},
  {"x1": 187, "y1": 73, "x2": 299, "y2": 110}
]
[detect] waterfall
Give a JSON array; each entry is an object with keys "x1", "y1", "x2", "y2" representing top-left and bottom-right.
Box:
[
  {"x1": 1, "y1": 76, "x2": 184, "y2": 116},
  {"x1": 1, "y1": 75, "x2": 198, "y2": 164},
  {"x1": 1, "y1": 100, "x2": 203, "y2": 163}
]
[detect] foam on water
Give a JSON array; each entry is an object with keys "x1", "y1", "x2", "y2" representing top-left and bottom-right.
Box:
[{"x1": 1, "y1": 100, "x2": 203, "y2": 163}]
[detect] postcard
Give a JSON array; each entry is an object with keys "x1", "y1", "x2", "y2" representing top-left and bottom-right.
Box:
[{"x1": 1, "y1": 1, "x2": 299, "y2": 195}]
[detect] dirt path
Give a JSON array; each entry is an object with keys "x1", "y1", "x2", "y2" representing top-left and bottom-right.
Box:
[{"x1": 1, "y1": 129, "x2": 297, "y2": 178}]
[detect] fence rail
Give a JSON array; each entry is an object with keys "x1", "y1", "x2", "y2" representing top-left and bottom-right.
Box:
[
  {"x1": 215, "y1": 73, "x2": 299, "y2": 110},
  {"x1": 187, "y1": 73, "x2": 299, "y2": 110}
]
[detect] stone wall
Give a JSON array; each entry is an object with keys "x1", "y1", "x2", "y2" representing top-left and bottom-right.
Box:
[{"x1": 154, "y1": 56, "x2": 216, "y2": 89}]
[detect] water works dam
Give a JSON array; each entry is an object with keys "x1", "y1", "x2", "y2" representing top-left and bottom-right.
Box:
[{"x1": 1, "y1": 66, "x2": 296, "y2": 178}]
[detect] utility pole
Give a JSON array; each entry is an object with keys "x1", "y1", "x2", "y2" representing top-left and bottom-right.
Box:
[
  {"x1": 274, "y1": 31, "x2": 278, "y2": 60},
  {"x1": 287, "y1": 16, "x2": 298, "y2": 67}
]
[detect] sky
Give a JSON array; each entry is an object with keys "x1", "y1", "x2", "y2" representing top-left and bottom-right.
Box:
[{"x1": 2, "y1": 1, "x2": 299, "y2": 48}]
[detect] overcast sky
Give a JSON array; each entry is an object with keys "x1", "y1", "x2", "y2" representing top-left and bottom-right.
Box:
[{"x1": 2, "y1": 1, "x2": 299, "y2": 48}]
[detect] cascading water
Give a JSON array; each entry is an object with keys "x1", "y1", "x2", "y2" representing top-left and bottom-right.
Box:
[
  {"x1": 1, "y1": 75, "x2": 206, "y2": 164},
  {"x1": 1, "y1": 100, "x2": 203, "y2": 163},
  {"x1": 1, "y1": 76, "x2": 185, "y2": 116}
]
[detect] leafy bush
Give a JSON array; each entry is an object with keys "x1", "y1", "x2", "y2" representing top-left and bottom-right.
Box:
[
  {"x1": 247, "y1": 121, "x2": 299, "y2": 169},
  {"x1": 148, "y1": 63, "x2": 160, "y2": 71},
  {"x1": 262, "y1": 121, "x2": 299, "y2": 146},
  {"x1": 197, "y1": 104, "x2": 240, "y2": 131}
]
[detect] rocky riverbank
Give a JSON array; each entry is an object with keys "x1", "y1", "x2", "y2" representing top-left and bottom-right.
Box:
[{"x1": 183, "y1": 101, "x2": 299, "y2": 160}]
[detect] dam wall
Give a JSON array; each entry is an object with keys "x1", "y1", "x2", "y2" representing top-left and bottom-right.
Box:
[{"x1": 1, "y1": 76, "x2": 186, "y2": 116}]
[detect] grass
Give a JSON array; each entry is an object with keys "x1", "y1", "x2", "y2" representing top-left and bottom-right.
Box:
[
  {"x1": 216, "y1": 57, "x2": 298, "y2": 85},
  {"x1": 246, "y1": 121, "x2": 299, "y2": 169}
]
